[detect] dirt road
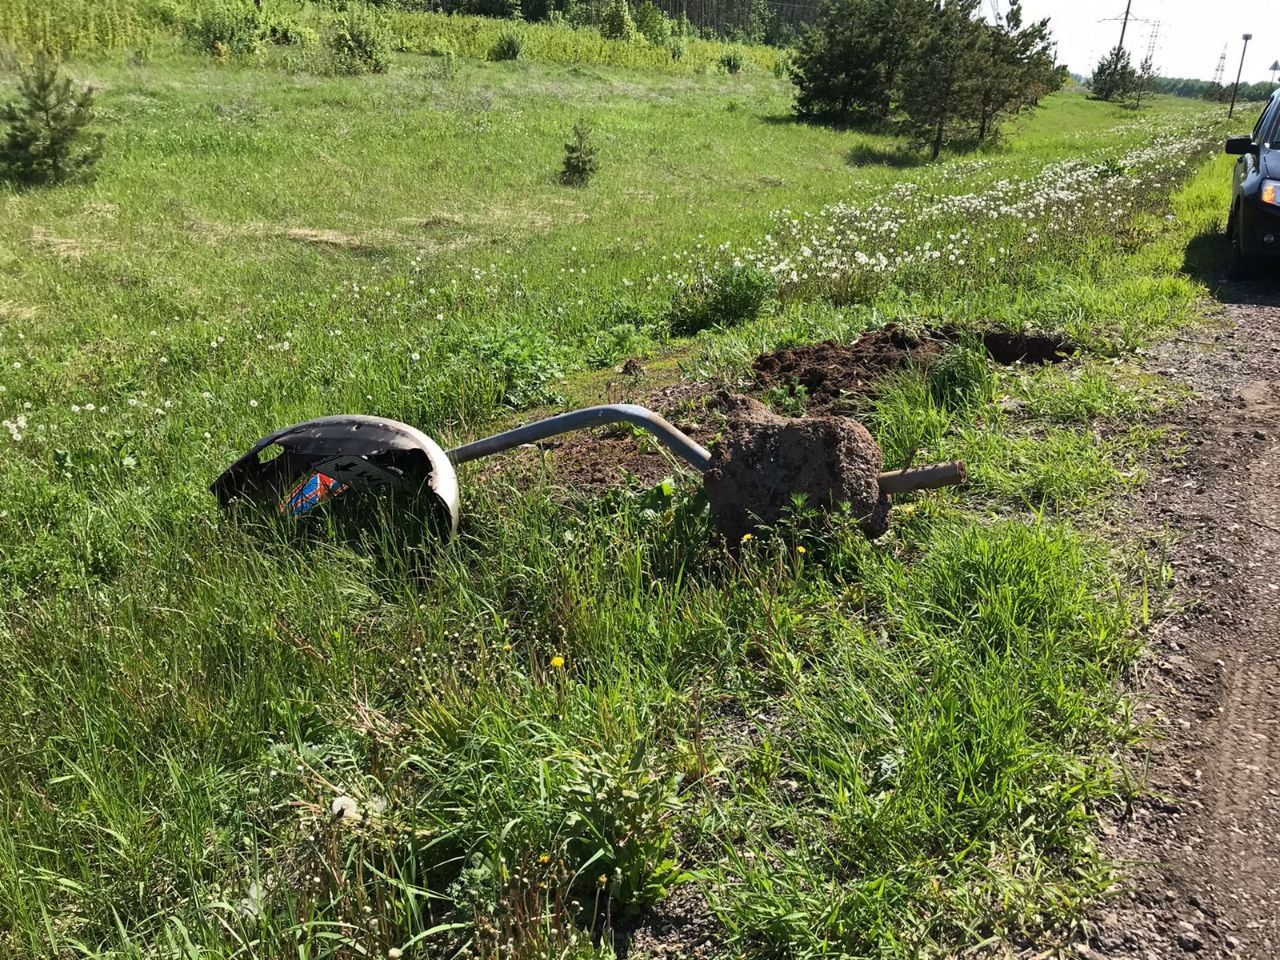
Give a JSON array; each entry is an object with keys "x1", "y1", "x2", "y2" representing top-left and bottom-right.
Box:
[{"x1": 1090, "y1": 281, "x2": 1280, "y2": 958}]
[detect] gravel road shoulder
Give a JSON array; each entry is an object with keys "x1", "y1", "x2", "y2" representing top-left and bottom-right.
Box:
[{"x1": 1089, "y1": 279, "x2": 1280, "y2": 959}]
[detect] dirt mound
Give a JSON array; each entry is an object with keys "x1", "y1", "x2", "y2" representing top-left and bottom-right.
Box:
[
  {"x1": 752, "y1": 326, "x2": 944, "y2": 410},
  {"x1": 703, "y1": 395, "x2": 890, "y2": 543}
]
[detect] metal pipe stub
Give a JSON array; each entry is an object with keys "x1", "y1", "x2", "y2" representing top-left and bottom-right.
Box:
[{"x1": 877, "y1": 461, "x2": 967, "y2": 495}]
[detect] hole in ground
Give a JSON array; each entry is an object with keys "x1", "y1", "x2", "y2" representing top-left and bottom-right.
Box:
[{"x1": 959, "y1": 329, "x2": 1078, "y2": 365}]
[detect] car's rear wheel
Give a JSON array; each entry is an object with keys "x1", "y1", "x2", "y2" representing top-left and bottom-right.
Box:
[{"x1": 1228, "y1": 204, "x2": 1261, "y2": 280}]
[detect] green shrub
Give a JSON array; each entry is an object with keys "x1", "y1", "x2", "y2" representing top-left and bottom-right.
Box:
[
  {"x1": 267, "y1": 18, "x2": 317, "y2": 47},
  {"x1": 586, "y1": 321, "x2": 653, "y2": 368},
  {"x1": 381, "y1": 9, "x2": 782, "y2": 75},
  {"x1": 188, "y1": 2, "x2": 264, "y2": 56},
  {"x1": 488, "y1": 30, "x2": 523, "y2": 61},
  {"x1": 718, "y1": 48, "x2": 743, "y2": 74},
  {"x1": 326, "y1": 7, "x2": 391, "y2": 74},
  {"x1": 0, "y1": 53, "x2": 104, "y2": 186},
  {"x1": 669, "y1": 263, "x2": 776, "y2": 335},
  {"x1": 559, "y1": 118, "x2": 598, "y2": 187},
  {"x1": 422, "y1": 35, "x2": 456, "y2": 58},
  {"x1": 633, "y1": 1, "x2": 671, "y2": 44},
  {"x1": 600, "y1": 0, "x2": 639, "y2": 43}
]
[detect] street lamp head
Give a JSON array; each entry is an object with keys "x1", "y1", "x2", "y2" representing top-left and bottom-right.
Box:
[{"x1": 1243, "y1": 33, "x2": 1252, "y2": 41}]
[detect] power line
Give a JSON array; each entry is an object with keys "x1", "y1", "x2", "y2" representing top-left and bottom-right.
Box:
[
  {"x1": 1143, "y1": 19, "x2": 1160, "y2": 67},
  {"x1": 1212, "y1": 43, "x2": 1228, "y2": 86}
]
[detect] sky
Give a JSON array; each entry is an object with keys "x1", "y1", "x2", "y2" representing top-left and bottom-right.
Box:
[{"x1": 1013, "y1": 0, "x2": 1279, "y2": 83}]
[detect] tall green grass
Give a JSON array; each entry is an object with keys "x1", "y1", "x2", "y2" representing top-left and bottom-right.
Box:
[
  {"x1": 0, "y1": 40, "x2": 1239, "y2": 957},
  {"x1": 0, "y1": 0, "x2": 160, "y2": 58},
  {"x1": 390, "y1": 10, "x2": 778, "y2": 73},
  {"x1": 0, "y1": 0, "x2": 778, "y2": 73}
]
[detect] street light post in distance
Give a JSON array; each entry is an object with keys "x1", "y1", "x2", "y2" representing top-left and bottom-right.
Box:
[{"x1": 1229, "y1": 33, "x2": 1252, "y2": 119}]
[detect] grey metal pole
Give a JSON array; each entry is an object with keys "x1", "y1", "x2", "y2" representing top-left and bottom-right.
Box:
[
  {"x1": 447, "y1": 404, "x2": 714, "y2": 472},
  {"x1": 1117, "y1": 0, "x2": 1132, "y2": 51},
  {"x1": 1229, "y1": 34, "x2": 1252, "y2": 119}
]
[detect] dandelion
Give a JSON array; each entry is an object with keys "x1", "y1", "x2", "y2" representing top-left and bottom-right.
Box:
[
  {"x1": 249, "y1": 399, "x2": 258, "y2": 408},
  {"x1": 388, "y1": 950, "x2": 404, "y2": 960},
  {"x1": 550, "y1": 655, "x2": 565, "y2": 670},
  {"x1": 796, "y1": 545, "x2": 806, "y2": 554},
  {"x1": 410, "y1": 352, "x2": 420, "y2": 361},
  {"x1": 740, "y1": 532, "x2": 754, "y2": 543},
  {"x1": 330, "y1": 795, "x2": 359, "y2": 820}
]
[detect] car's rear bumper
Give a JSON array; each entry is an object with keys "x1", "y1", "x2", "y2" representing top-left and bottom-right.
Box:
[{"x1": 1240, "y1": 198, "x2": 1280, "y2": 259}]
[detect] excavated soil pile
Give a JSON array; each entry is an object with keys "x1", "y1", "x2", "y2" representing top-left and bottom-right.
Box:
[
  {"x1": 752, "y1": 326, "x2": 945, "y2": 411},
  {"x1": 703, "y1": 396, "x2": 890, "y2": 543},
  {"x1": 752, "y1": 327, "x2": 1078, "y2": 413}
]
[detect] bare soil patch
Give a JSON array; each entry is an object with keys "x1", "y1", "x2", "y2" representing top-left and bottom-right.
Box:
[
  {"x1": 752, "y1": 325, "x2": 944, "y2": 412},
  {"x1": 751, "y1": 324, "x2": 1077, "y2": 414},
  {"x1": 495, "y1": 324, "x2": 1078, "y2": 499}
]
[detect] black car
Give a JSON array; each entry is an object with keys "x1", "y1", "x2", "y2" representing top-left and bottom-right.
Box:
[{"x1": 1225, "y1": 88, "x2": 1280, "y2": 277}]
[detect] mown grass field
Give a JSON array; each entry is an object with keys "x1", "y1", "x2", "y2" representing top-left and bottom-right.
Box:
[{"x1": 0, "y1": 9, "x2": 1245, "y2": 958}]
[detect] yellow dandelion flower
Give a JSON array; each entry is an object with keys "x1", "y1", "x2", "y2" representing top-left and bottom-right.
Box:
[
  {"x1": 796, "y1": 545, "x2": 807, "y2": 554},
  {"x1": 740, "y1": 532, "x2": 754, "y2": 543},
  {"x1": 550, "y1": 655, "x2": 565, "y2": 669}
]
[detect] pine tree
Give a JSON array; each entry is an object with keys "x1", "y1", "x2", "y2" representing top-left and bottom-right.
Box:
[
  {"x1": 1090, "y1": 44, "x2": 1136, "y2": 102},
  {"x1": 1134, "y1": 51, "x2": 1155, "y2": 108},
  {"x1": 560, "y1": 119, "x2": 599, "y2": 187},
  {"x1": 897, "y1": 0, "x2": 985, "y2": 159},
  {"x1": 790, "y1": 0, "x2": 927, "y2": 125},
  {"x1": 0, "y1": 53, "x2": 104, "y2": 186},
  {"x1": 969, "y1": 1, "x2": 1058, "y2": 144}
]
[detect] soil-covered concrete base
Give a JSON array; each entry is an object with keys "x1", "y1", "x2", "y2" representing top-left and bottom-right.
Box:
[{"x1": 703, "y1": 395, "x2": 890, "y2": 543}]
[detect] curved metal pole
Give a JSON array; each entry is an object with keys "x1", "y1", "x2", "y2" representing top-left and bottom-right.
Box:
[
  {"x1": 447, "y1": 404, "x2": 713, "y2": 472},
  {"x1": 448, "y1": 404, "x2": 967, "y2": 496}
]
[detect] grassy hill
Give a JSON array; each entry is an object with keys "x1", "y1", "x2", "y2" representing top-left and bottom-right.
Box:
[{"x1": 0, "y1": 12, "x2": 1238, "y2": 959}]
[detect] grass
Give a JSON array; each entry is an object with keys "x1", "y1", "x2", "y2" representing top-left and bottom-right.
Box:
[
  {"x1": 0, "y1": 0, "x2": 779, "y2": 71},
  {"x1": 0, "y1": 20, "x2": 1252, "y2": 958}
]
